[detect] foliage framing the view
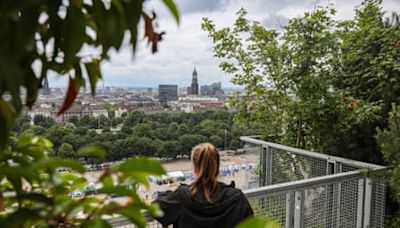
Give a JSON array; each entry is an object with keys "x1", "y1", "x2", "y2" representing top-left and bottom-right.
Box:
[
  {"x1": 202, "y1": 0, "x2": 400, "y2": 222},
  {"x1": 0, "y1": 0, "x2": 180, "y2": 227},
  {"x1": 0, "y1": 0, "x2": 179, "y2": 149},
  {"x1": 376, "y1": 104, "x2": 400, "y2": 225},
  {"x1": 201, "y1": 0, "x2": 400, "y2": 162}
]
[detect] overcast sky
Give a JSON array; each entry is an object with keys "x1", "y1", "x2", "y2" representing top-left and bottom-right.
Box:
[{"x1": 48, "y1": 0, "x2": 400, "y2": 88}]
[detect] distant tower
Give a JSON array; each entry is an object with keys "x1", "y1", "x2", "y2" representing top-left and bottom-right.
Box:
[
  {"x1": 41, "y1": 77, "x2": 51, "y2": 95},
  {"x1": 191, "y1": 66, "x2": 199, "y2": 95}
]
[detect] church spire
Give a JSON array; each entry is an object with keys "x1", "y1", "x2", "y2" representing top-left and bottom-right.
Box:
[
  {"x1": 190, "y1": 65, "x2": 199, "y2": 95},
  {"x1": 193, "y1": 65, "x2": 197, "y2": 77}
]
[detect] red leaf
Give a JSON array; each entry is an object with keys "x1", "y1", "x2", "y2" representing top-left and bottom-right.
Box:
[
  {"x1": 142, "y1": 11, "x2": 165, "y2": 53},
  {"x1": 152, "y1": 32, "x2": 165, "y2": 53},
  {"x1": 0, "y1": 192, "x2": 3, "y2": 211},
  {"x1": 142, "y1": 12, "x2": 154, "y2": 44},
  {"x1": 57, "y1": 77, "x2": 78, "y2": 116}
]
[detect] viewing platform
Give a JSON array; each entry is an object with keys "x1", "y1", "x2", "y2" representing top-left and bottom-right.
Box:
[{"x1": 108, "y1": 136, "x2": 387, "y2": 228}]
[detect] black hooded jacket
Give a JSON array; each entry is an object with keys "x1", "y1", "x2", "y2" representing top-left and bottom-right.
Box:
[{"x1": 153, "y1": 181, "x2": 253, "y2": 228}]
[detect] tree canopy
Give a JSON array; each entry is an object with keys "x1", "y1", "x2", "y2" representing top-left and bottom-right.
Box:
[
  {"x1": 202, "y1": 0, "x2": 400, "y2": 161},
  {"x1": 0, "y1": 0, "x2": 179, "y2": 149}
]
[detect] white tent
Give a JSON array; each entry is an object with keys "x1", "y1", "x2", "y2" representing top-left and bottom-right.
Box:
[{"x1": 167, "y1": 171, "x2": 185, "y2": 179}]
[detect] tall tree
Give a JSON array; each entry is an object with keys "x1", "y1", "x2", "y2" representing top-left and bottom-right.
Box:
[
  {"x1": 58, "y1": 142, "x2": 76, "y2": 159},
  {"x1": 201, "y1": 2, "x2": 389, "y2": 159}
]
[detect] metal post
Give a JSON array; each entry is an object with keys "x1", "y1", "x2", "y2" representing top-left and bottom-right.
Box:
[
  {"x1": 224, "y1": 129, "x2": 227, "y2": 151},
  {"x1": 356, "y1": 178, "x2": 365, "y2": 228},
  {"x1": 266, "y1": 146, "x2": 273, "y2": 185},
  {"x1": 286, "y1": 192, "x2": 294, "y2": 228},
  {"x1": 363, "y1": 178, "x2": 373, "y2": 228},
  {"x1": 325, "y1": 160, "x2": 336, "y2": 227},
  {"x1": 260, "y1": 146, "x2": 267, "y2": 187},
  {"x1": 335, "y1": 162, "x2": 342, "y2": 228},
  {"x1": 294, "y1": 190, "x2": 304, "y2": 228}
]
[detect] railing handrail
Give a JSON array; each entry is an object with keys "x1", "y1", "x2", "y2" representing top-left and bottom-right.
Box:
[
  {"x1": 243, "y1": 168, "x2": 386, "y2": 198},
  {"x1": 240, "y1": 136, "x2": 385, "y2": 170}
]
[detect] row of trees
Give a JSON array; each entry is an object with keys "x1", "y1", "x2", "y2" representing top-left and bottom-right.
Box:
[
  {"x1": 202, "y1": 0, "x2": 400, "y2": 224},
  {"x1": 12, "y1": 110, "x2": 265, "y2": 162}
]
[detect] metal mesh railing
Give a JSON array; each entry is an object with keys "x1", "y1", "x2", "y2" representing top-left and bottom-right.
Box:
[
  {"x1": 241, "y1": 136, "x2": 387, "y2": 228},
  {"x1": 243, "y1": 170, "x2": 385, "y2": 228},
  {"x1": 271, "y1": 147, "x2": 327, "y2": 184},
  {"x1": 247, "y1": 191, "x2": 289, "y2": 227}
]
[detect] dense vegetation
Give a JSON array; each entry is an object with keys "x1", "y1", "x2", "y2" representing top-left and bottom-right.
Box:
[
  {"x1": 0, "y1": 0, "x2": 181, "y2": 227},
  {"x1": 202, "y1": 0, "x2": 400, "y2": 224},
  {"x1": 12, "y1": 110, "x2": 265, "y2": 162}
]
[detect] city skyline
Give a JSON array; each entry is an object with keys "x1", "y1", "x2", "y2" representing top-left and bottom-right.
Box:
[{"x1": 46, "y1": 0, "x2": 399, "y2": 88}]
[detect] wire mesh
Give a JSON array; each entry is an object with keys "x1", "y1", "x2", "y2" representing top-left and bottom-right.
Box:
[
  {"x1": 341, "y1": 163, "x2": 361, "y2": 172},
  {"x1": 338, "y1": 178, "x2": 359, "y2": 227},
  {"x1": 247, "y1": 192, "x2": 289, "y2": 227},
  {"x1": 107, "y1": 216, "x2": 164, "y2": 228},
  {"x1": 370, "y1": 179, "x2": 386, "y2": 228},
  {"x1": 303, "y1": 185, "x2": 334, "y2": 228},
  {"x1": 270, "y1": 147, "x2": 327, "y2": 184}
]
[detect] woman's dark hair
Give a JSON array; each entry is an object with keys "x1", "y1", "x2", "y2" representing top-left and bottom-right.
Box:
[{"x1": 190, "y1": 143, "x2": 220, "y2": 203}]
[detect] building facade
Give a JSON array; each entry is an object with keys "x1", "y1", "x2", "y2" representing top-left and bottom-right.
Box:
[
  {"x1": 158, "y1": 84, "x2": 178, "y2": 104},
  {"x1": 28, "y1": 105, "x2": 108, "y2": 123},
  {"x1": 200, "y1": 82, "x2": 224, "y2": 96}
]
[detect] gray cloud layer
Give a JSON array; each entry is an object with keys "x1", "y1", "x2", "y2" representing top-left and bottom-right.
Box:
[{"x1": 49, "y1": 0, "x2": 400, "y2": 88}]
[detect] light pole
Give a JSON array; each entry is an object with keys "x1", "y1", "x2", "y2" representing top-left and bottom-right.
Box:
[{"x1": 224, "y1": 129, "x2": 227, "y2": 151}]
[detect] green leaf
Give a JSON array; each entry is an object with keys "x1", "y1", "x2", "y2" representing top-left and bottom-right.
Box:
[
  {"x1": 4, "y1": 208, "x2": 41, "y2": 227},
  {"x1": 61, "y1": 4, "x2": 86, "y2": 66},
  {"x1": 85, "y1": 217, "x2": 112, "y2": 228},
  {"x1": 84, "y1": 59, "x2": 102, "y2": 96},
  {"x1": 162, "y1": 0, "x2": 180, "y2": 24},
  {"x1": 59, "y1": 172, "x2": 87, "y2": 190},
  {"x1": 124, "y1": 0, "x2": 143, "y2": 53},
  {"x1": 146, "y1": 203, "x2": 163, "y2": 218},
  {"x1": 237, "y1": 217, "x2": 280, "y2": 228},
  {"x1": 127, "y1": 173, "x2": 151, "y2": 188},
  {"x1": 118, "y1": 206, "x2": 147, "y2": 228},
  {"x1": 17, "y1": 193, "x2": 53, "y2": 205},
  {"x1": 78, "y1": 144, "x2": 106, "y2": 159}
]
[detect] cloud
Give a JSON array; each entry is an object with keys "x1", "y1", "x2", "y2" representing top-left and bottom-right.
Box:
[
  {"x1": 175, "y1": 0, "x2": 226, "y2": 14},
  {"x1": 48, "y1": 0, "x2": 400, "y2": 88}
]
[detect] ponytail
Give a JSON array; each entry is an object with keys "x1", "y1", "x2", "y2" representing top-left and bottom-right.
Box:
[{"x1": 190, "y1": 143, "x2": 220, "y2": 203}]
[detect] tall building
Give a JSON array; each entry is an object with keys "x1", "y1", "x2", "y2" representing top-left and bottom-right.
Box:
[
  {"x1": 187, "y1": 66, "x2": 199, "y2": 95},
  {"x1": 158, "y1": 85, "x2": 178, "y2": 104},
  {"x1": 41, "y1": 77, "x2": 51, "y2": 95},
  {"x1": 201, "y1": 82, "x2": 224, "y2": 96}
]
